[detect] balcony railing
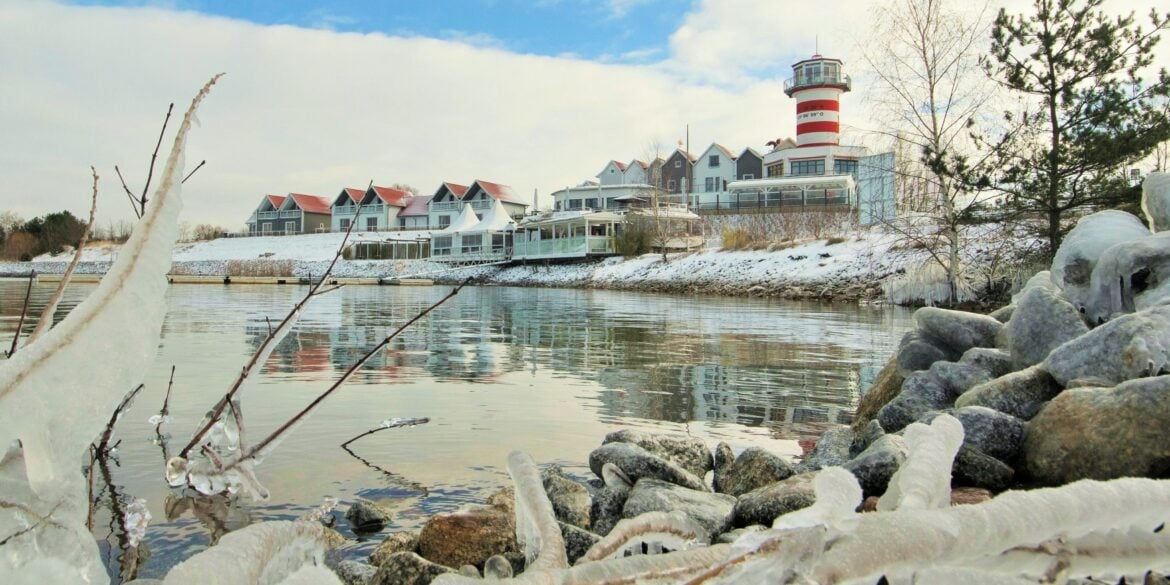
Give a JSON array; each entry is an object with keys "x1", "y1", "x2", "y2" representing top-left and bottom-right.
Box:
[
  {"x1": 333, "y1": 204, "x2": 387, "y2": 216},
  {"x1": 784, "y1": 73, "x2": 851, "y2": 93},
  {"x1": 430, "y1": 199, "x2": 492, "y2": 213}
]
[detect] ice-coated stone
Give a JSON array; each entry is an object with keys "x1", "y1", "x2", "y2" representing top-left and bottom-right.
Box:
[
  {"x1": 541, "y1": 465, "x2": 591, "y2": 529},
  {"x1": 914, "y1": 307, "x2": 1003, "y2": 355},
  {"x1": 877, "y1": 415, "x2": 964, "y2": 512},
  {"x1": 417, "y1": 505, "x2": 516, "y2": 569},
  {"x1": 954, "y1": 365, "x2": 1062, "y2": 420},
  {"x1": 589, "y1": 463, "x2": 632, "y2": 536},
  {"x1": 1024, "y1": 375, "x2": 1170, "y2": 485},
  {"x1": 588, "y1": 442, "x2": 707, "y2": 491},
  {"x1": 951, "y1": 445, "x2": 1014, "y2": 492},
  {"x1": 1011, "y1": 271, "x2": 1057, "y2": 304},
  {"x1": 1142, "y1": 172, "x2": 1170, "y2": 231},
  {"x1": 877, "y1": 370, "x2": 954, "y2": 432},
  {"x1": 483, "y1": 554, "x2": 513, "y2": 579},
  {"x1": 957, "y1": 347, "x2": 1015, "y2": 379},
  {"x1": 842, "y1": 434, "x2": 909, "y2": 498},
  {"x1": 796, "y1": 426, "x2": 854, "y2": 473},
  {"x1": 1044, "y1": 304, "x2": 1170, "y2": 386},
  {"x1": 732, "y1": 472, "x2": 817, "y2": 527},
  {"x1": 713, "y1": 447, "x2": 795, "y2": 496},
  {"x1": 1084, "y1": 231, "x2": 1170, "y2": 324},
  {"x1": 369, "y1": 552, "x2": 452, "y2": 585},
  {"x1": 370, "y1": 531, "x2": 419, "y2": 567},
  {"x1": 930, "y1": 361, "x2": 994, "y2": 396},
  {"x1": 622, "y1": 478, "x2": 736, "y2": 541},
  {"x1": 715, "y1": 524, "x2": 767, "y2": 544},
  {"x1": 850, "y1": 419, "x2": 885, "y2": 458},
  {"x1": 334, "y1": 560, "x2": 377, "y2": 585},
  {"x1": 1050, "y1": 210, "x2": 1150, "y2": 310},
  {"x1": 1007, "y1": 286, "x2": 1089, "y2": 369},
  {"x1": 558, "y1": 521, "x2": 600, "y2": 565},
  {"x1": 895, "y1": 330, "x2": 953, "y2": 377},
  {"x1": 601, "y1": 429, "x2": 713, "y2": 477},
  {"x1": 923, "y1": 406, "x2": 1026, "y2": 462},
  {"x1": 346, "y1": 501, "x2": 393, "y2": 532}
]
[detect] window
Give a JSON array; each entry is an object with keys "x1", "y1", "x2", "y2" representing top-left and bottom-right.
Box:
[
  {"x1": 461, "y1": 234, "x2": 483, "y2": 254},
  {"x1": 284, "y1": 221, "x2": 296, "y2": 234},
  {"x1": 433, "y1": 235, "x2": 453, "y2": 255},
  {"x1": 742, "y1": 173, "x2": 755, "y2": 180},
  {"x1": 366, "y1": 217, "x2": 378, "y2": 230},
  {"x1": 585, "y1": 198, "x2": 598, "y2": 209},
  {"x1": 568, "y1": 199, "x2": 582, "y2": 210},
  {"x1": 674, "y1": 160, "x2": 682, "y2": 168},
  {"x1": 667, "y1": 179, "x2": 676, "y2": 191},
  {"x1": 399, "y1": 217, "x2": 407, "y2": 228},
  {"x1": 262, "y1": 222, "x2": 272, "y2": 234},
  {"x1": 834, "y1": 159, "x2": 858, "y2": 176},
  {"x1": 606, "y1": 197, "x2": 616, "y2": 209},
  {"x1": 439, "y1": 215, "x2": 451, "y2": 228},
  {"x1": 491, "y1": 233, "x2": 506, "y2": 252},
  {"x1": 705, "y1": 177, "x2": 715, "y2": 192},
  {"x1": 790, "y1": 159, "x2": 826, "y2": 176},
  {"x1": 709, "y1": 155, "x2": 720, "y2": 167},
  {"x1": 766, "y1": 164, "x2": 783, "y2": 178},
  {"x1": 824, "y1": 62, "x2": 838, "y2": 81},
  {"x1": 339, "y1": 218, "x2": 350, "y2": 230}
]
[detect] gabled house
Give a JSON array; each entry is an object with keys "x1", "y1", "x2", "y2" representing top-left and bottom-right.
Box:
[
  {"x1": 398, "y1": 194, "x2": 432, "y2": 230},
  {"x1": 661, "y1": 149, "x2": 696, "y2": 199},
  {"x1": 329, "y1": 188, "x2": 366, "y2": 232},
  {"x1": 597, "y1": 160, "x2": 628, "y2": 186},
  {"x1": 246, "y1": 194, "x2": 287, "y2": 235},
  {"x1": 426, "y1": 182, "x2": 470, "y2": 230},
  {"x1": 737, "y1": 147, "x2": 763, "y2": 180},
  {"x1": 427, "y1": 180, "x2": 527, "y2": 230},
  {"x1": 622, "y1": 160, "x2": 648, "y2": 185},
  {"x1": 277, "y1": 193, "x2": 332, "y2": 234},
  {"x1": 694, "y1": 143, "x2": 738, "y2": 202}
]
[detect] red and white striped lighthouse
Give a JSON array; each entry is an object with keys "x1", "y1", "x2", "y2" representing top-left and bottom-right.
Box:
[{"x1": 784, "y1": 55, "x2": 851, "y2": 148}]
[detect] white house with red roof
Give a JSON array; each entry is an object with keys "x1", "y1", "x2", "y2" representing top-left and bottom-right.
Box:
[
  {"x1": 246, "y1": 194, "x2": 287, "y2": 235},
  {"x1": 427, "y1": 180, "x2": 527, "y2": 230},
  {"x1": 331, "y1": 185, "x2": 418, "y2": 232}
]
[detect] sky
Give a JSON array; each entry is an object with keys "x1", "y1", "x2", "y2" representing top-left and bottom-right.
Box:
[{"x1": 1, "y1": 0, "x2": 1166, "y2": 229}]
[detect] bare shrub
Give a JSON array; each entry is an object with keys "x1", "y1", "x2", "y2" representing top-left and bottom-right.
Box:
[
  {"x1": 225, "y1": 259, "x2": 295, "y2": 277},
  {"x1": 825, "y1": 235, "x2": 848, "y2": 245},
  {"x1": 721, "y1": 227, "x2": 752, "y2": 250},
  {"x1": 192, "y1": 223, "x2": 225, "y2": 241}
]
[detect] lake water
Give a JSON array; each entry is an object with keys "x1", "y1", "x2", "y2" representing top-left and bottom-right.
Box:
[{"x1": 0, "y1": 280, "x2": 913, "y2": 580}]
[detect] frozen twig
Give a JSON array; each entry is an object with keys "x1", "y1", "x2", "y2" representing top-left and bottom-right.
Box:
[
  {"x1": 7, "y1": 270, "x2": 34, "y2": 357},
  {"x1": 27, "y1": 166, "x2": 99, "y2": 344},
  {"x1": 140, "y1": 102, "x2": 174, "y2": 214},
  {"x1": 340, "y1": 417, "x2": 430, "y2": 449},
  {"x1": 151, "y1": 365, "x2": 176, "y2": 431},
  {"x1": 181, "y1": 159, "x2": 206, "y2": 184},
  {"x1": 114, "y1": 165, "x2": 141, "y2": 219},
  {"x1": 95, "y1": 384, "x2": 145, "y2": 455}
]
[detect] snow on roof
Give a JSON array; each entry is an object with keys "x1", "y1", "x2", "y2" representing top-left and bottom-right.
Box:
[
  {"x1": 285, "y1": 193, "x2": 332, "y2": 214},
  {"x1": 399, "y1": 194, "x2": 431, "y2": 216},
  {"x1": 442, "y1": 203, "x2": 481, "y2": 233},
  {"x1": 369, "y1": 185, "x2": 411, "y2": 206},
  {"x1": 473, "y1": 179, "x2": 526, "y2": 205},
  {"x1": 464, "y1": 197, "x2": 516, "y2": 233}
]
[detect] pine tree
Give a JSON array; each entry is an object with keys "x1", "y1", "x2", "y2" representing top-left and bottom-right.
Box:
[{"x1": 981, "y1": 0, "x2": 1170, "y2": 256}]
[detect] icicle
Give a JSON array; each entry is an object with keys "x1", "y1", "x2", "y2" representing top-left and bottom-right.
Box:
[
  {"x1": 578, "y1": 511, "x2": 707, "y2": 564},
  {"x1": 506, "y1": 450, "x2": 567, "y2": 571},
  {"x1": 877, "y1": 414, "x2": 964, "y2": 512}
]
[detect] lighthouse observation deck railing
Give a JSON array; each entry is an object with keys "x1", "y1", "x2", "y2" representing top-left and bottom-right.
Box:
[{"x1": 784, "y1": 73, "x2": 852, "y2": 93}]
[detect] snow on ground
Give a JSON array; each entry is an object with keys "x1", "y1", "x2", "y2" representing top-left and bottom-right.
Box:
[{"x1": 1, "y1": 224, "x2": 1040, "y2": 303}]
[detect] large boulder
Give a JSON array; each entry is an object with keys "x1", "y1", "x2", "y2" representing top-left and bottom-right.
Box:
[
  {"x1": 590, "y1": 463, "x2": 633, "y2": 537},
  {"x1": 417, "y1": 505, "x2": 516, "y2": 569},
  {"x1": 370, "y1": 552, "x2": 453, "y2": 585},
  {"x1": 842, "y1": 434, "x2": 908, "y2": 497},
  {"x1": 623, "y1": 478, "x2": 736, "y2": 541},
  {"x1": 1007, "y1": 286, "x2": 1090, "y2": 369},
  {"x1": 951, "y1": 446, "x2": 1014, "y2": 492},
  {"x1": 955, "y1": 365, "x2": 1063, "y2": 420},
  {"x1": 1024, "y1": 375, "x2": 1170, "y2": 485},
  {"x1": 370, "y1": 531, "x2": 419, "y2": 567},
  {"x1": 346, "y1": 500, "x2": 393, "y2": 532},
  {"x1": 922, "y1": 406, "x2": 1026, "y2": 463},
  {"x1": 796, "y1": 426, "x2": 853, "y2": 473},
  {"x1": 896, "y1": 330, "x2": 954, "y2": 377},
  {"x1": 334, "y1": 560, "x2": 377, "y2": 585},
  {"x1": 713, "y1": 447, "x2": 795, "y2": 496},
  {"x1": 877, "y1": 370, "x2": 954, "y2": 432},
  {"x1": 1044, "y1": 305, "x2": 1170, "y2": 386},
  {"x1": 542, "y1": 465, "x2": 591, "y2": 529},
  {"x1": 559, "y1": 522, "x2": 601, "y2": 565},
  {"x1": 602, "y1": 430, "x2": 713, "y2": 477},
  {"x1": 957, "y1": 348, "x2": 1015, "y2": 379},
  {"x1": 1050, "y1": 210, "x2": 1151, "y2": 311},
  {"x1": 914, "y1": 307, "x2": 1002, "y2": 355},
  {"x1": 930, "y1": 361, "x2": 994, "y2": 396},
  {"x1": 588, "y1": 442, "x2": 707, "y2": 491},
  {"x1": 732, "y1": 472, "x2": 817, "y2": 528}
]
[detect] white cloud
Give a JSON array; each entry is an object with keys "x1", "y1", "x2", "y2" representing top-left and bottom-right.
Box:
[{"x1": 606, "y1": 0, "x2": 654, "y2": 19}]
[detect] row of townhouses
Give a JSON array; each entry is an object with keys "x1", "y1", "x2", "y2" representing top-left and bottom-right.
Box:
[{"x1": 244, "y1": 179, "x2": 529, "y2": 235}]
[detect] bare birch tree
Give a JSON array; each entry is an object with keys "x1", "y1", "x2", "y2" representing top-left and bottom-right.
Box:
[{"x1": 862, "y1": 0, "x2": 995, "y2": 301}]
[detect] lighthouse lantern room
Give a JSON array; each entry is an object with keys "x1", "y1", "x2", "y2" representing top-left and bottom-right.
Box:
[{"x1": 783, "y1": 55, "x2": 851, "y2": 147}]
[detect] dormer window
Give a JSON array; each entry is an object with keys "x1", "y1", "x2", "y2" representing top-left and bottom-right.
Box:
[{"x1": 709, "y1": 155, "x2": 720, "y2": 167}]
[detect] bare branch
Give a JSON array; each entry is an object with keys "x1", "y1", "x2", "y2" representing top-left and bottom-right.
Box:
[
  {"x1": 340, "y1": 417, "x2": 429, "y2": 449},
  {"x1": 8, "y1": 271, "x2": 35, "y2": 357},
  {"x1": 114, "y1": 165, "x2": 142, "y2": 219},
  {"x1": 140, "y1": 103, "x2": 174, "y2": 213},
  {"x1": 181, "y1": 159, "x2": 206, "y2": 184}
]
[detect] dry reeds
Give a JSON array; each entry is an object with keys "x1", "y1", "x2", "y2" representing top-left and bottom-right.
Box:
[{"x1": 224, "y1": 259, "x2": 295, "y2": 277}]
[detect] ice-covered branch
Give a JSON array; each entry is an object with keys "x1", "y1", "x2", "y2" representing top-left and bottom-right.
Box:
[{"x1": 508, "y1": 449, "x2": 568, "y2": 571}]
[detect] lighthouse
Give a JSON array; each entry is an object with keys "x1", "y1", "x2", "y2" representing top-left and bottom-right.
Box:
[{"x1": 783, "y1": 55, "x2": 851, "y2": 148}]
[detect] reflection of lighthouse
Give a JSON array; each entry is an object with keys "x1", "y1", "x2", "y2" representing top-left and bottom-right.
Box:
[{"x1": 784, "y1": 54, "x2": 851, "y2": 147}]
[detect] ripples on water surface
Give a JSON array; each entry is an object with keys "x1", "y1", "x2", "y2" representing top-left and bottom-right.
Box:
[{"x1": 0, "y1": 280, "x2": 913, "y2": 579}]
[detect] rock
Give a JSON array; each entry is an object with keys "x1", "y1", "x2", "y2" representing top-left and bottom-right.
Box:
[
  {"x1": 590, "y1": 463, "x2": 632, "y2": 536},
  {"x1": 796, "y1": 426, "x2": 853, "y2": 473},
  {"x1": 623, "y1": 479, "x2": 736, "y2": 541},
  {"x1": 949, "y1": 487, "x2": 993, "y2": 506},
  {"x1": 958, "y1": 348, "x2": 1015, "y2": 379},
  {"x1": 588, "y1": 442, "x2": 707, "y2": 491},
  {"x1": 602, "y1": 430, "x2": 713, "y2": 477},
  {"x1": 369, "y1": 552, "x2": 453, "y2": 585},
  {"x1": 951, "y1": 446, "x2": 1014, "y2": 492},
  {"x1": 842, "y1": 434, "x2": 908, "y2": 498},
  {"x1": 417, "y1": 506, "x2": 516, "y2": 569},
  {"x1": 1006, "y1": 286, "x2": 1089, "y2": 369},
  {"x1": 334, "y1": 560, "x2": 377, "y2": 585},
  {"x1": 1051, "y1": 210, "x2": 1152, "y2": 313},
  {"x1": 922, "y1": 406, "x2": 1026, "y2": 463},
  {"x1": 896, "y1": 330, "x2": 952, "y2": 377},
  {"x1": 861, "y1": 496, "x2": 880, "y2": 512},
  {"x1": 732, "y1": 472, "x2": 817, "y2": 528},
  {"x1": 457, "y1": 565, "x2": 479, "y2": 578},
  {"x1": 714, "y1": 447, "x2": 795, "y2": 497},
  {"x1": 930, "y1": 361, "x2": 994, "y2": 396},
  {"x1": 1144, "y1": 172, "x2": 1170, "y2": 232},
  {"x1": 914, "y1": 307, "x2": 1003, "y2": 355},
  {"x1": 988, "y1": 304, "x2": 1015, "y2": 323},
  {"x1": 712, "y1": 442, "x2": 735, "y2": 492},
  {"x1": 715, "y1": 525, "x2": 767, "y2": 544},
  {"x1": 1044, "y1": 305, "x2": 1170, "y2": 386},
  {"x1": 370, "y1": 531, "x2": 419, "y2": 567},
  {"x1": 1024, "y1": 375, "x2": 1170, "y2": 485},
  {"x1": 559, "y1": 521, "x2": 601, "y2": 565},
  {"x1": 346, "y1": 501, "x2": 393, "y2": 532},
  {"x1": 852, "y1": 356, "x2": 903, "y2": 431},
  {"x1": 877, "y1": 370, "x2": 954, "y2": 432},
  {"x1": 955, "y1": 365, "x2": 1063, "y2": 420},
  {"x1": 483, "y1": 554, "x2": 513, "y2": 579},
  {"x1": 542, "y1": 465, "x2": 592, "y2": 529},
  {"x1": 1013, "y1": 271, "x2": 1058, "y2": 303},
  {"x1": 850, "y1": 419, "x2": 884, "y2": 458}
]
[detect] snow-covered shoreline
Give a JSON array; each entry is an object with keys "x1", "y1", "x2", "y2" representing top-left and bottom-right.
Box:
[{"x1": 0, "y1": 227, "x2": 1037, "y2": 304}]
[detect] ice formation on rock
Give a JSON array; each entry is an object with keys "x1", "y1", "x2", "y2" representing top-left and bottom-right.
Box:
[
  {"x1": 1049, "y1": 210, "x2": 1150, "y2": 310},
  {"x1": 1142, "y1": 172, "x2": 1170, "y2": 232},
  {"x1": 1083, "y1": 232, "x2": 1170, "y2": 324},
  {"x1": 877, "y1": 414, "x2": 963, "y2": 511},
  {"x1": 578, "y1": 511, "x2": 707, "y2": 563}
]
